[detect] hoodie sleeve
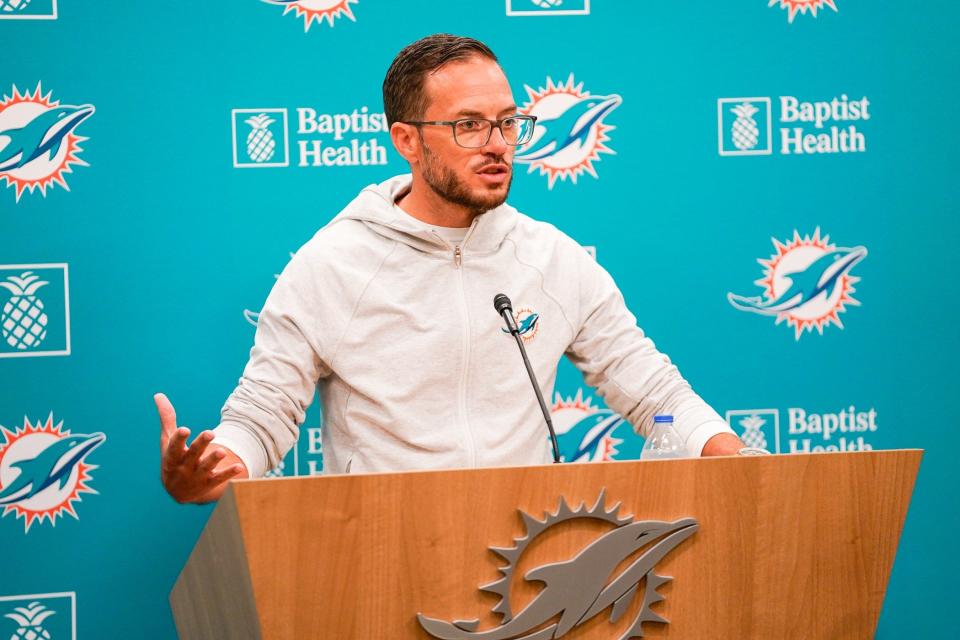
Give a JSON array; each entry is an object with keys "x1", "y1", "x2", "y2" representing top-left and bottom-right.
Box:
[
  {"x1": 563, "y1": 247, "x2": 735, "y2": 456},
  {"x1": 211, "y1": 252, "x2": 332, "y2": 478}
]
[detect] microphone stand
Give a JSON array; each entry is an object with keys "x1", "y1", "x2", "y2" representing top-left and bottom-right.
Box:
[{"x1": 495, "y1": 294, "x2": 561, "y2": 464}]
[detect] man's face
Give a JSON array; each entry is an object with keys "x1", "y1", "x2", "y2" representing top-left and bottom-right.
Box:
[{"x1": 416, "y1": 56, "x2": 516, "y2": 214}]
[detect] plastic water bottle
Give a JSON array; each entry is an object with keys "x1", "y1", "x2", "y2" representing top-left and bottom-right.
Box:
[{"x1": 640, "y1": 415, "x2": 687, "y2": 460}]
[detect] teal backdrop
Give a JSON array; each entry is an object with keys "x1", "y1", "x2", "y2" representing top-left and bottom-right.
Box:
[{"x1": 2, "y1": 1, "x2": 957, "y2": 637}]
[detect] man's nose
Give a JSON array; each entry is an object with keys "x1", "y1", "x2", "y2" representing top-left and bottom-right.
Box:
[{"x1": 483, "y1": 125, "x2": 510, "y2": 154}]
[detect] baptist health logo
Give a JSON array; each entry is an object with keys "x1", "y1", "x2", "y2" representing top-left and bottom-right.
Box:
[
  {"x1": 516, "y1": 75, "x2": 621, "y2": 189},
  {"x1": 728, "y1": 228, "x2": 866, "y2": 339},
  {"x1": 718, "y1": 94, "x2": 870, "y2": 156},
  {"x1": 1, "y1": 592, "x2": 76, "y2": 640},
  {"x1": 726, "y1": 406, "x2": 877, "y2": 454},
  {"x1": 0, "y1": 414, "x2": 105, "y2": 533},
  {"x1": 231, "y1": 106, "x2": 388, "y2": 169},
  {"x1": 0, "y1": 84, "x2": 95, "y2": 201},
  {"x1": 506, "y1": 0, "x2": 590, "y2": 16},
  {"x1": 0, "y1": 264, "x2": 70, "y2": 358},
  {"x1": 0, "y1": 0, "x2": 56, "y2": 19}
]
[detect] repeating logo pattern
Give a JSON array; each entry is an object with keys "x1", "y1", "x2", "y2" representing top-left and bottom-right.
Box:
[
  {"x1": 0, "y1": 592, "x2": 75, "y2": 640},
  {"x1": 728, "y1": 228, "x2": 867, "y2": 339},
  {"x1": 0, "y1": 84, "x2": 94, "y2": 201},
  {"x1": 232, "y1": 109, "x2": 290, "y2": 168},
  {"x1": 0, "y1": 415, "x2": 105, "y2": 532},
  {"x1": 769, "y1": 0, "x2": 838, "y2": 22},
  {"x1": 0, "y1": 264, "x2": 70, "y2": 358},
  {"x1": 262, "y1": 0, "x2": 358, "y2": 31},
  {"x1": 0, "y1": 0, "x2": 56, "y2": 19},
  {"x1": 506, "y1": 0, "x2": 590, "y2": 16},
  {"x1": 717, "y1": 98, "x2": 772, "y2": 156},
  {"x1": 552, "y1": 391, "x2": 644, "y2": 462},
  {"x1": 516, "y1": 75, "x2": 621, "y2": 189}
]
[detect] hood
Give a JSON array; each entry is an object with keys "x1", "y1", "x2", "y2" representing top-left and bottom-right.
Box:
[{"x1": 329, "y1": 174, "x2": 519, "y2": 255}]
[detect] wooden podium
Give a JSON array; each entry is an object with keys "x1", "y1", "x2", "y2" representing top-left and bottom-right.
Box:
[{"x1": 170, "y1": 450, "x2": 921, "y2": 639}]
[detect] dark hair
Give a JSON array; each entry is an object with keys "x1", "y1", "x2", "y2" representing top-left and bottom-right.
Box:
[{"x1": 382, "y1": 34, "x2": 499, "y2": 127}]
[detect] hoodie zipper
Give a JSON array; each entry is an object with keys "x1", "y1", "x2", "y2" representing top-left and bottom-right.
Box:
[
  {"x1": 428, "y1": 226, "x2": 479, "y2": 467},
  {"x1": 453, "y1": 242, "x2": 477, "y2": 466}
]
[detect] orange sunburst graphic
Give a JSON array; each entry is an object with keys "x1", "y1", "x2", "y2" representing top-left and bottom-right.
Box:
[
  {"x1": 265, "y1": 0, "x2": 358, "y2": 32},
  {"x1": 769, "y1": 0, "x2": 838, "y2": 22},
  {"x1": 516, "y1": 74, "x2": 621, "y2": 189},
  {"x1": 737, "y1": 227, "x2": 867, "y2": 339},
  {"x1": 0, "y1": 414, "x2": 105, "y2": 533}
]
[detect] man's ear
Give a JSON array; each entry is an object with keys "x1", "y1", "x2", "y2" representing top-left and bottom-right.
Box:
[{"x1": 390, "y1": 122, "x2": 420, "y2": 166}]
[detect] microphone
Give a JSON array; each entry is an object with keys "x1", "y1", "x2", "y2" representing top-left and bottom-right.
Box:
[{"x1": 493, "y1": 293, "x2": 561, "y2": 463}]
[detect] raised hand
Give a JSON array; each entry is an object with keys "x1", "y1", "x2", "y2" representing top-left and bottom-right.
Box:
[{"x1": 156, "y1": 393, "x2": 247, "y2": 504}]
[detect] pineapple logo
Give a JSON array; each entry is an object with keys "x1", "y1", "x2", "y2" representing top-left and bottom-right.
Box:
[
  {"x1": 4, "y1": 601, "x2": 55, "y2": 639},
  {"x1": 0, "y1": 264, "x2": 69, "y2": 358},
  {"x1": 514, "y1": 74, "x2": 621, "y2": 189},
  {"x1": 730, "y1": 103, "x2": 760, "y2": 151},
  {"x1": 262, "y1": 0, "x2": 358, "y2": 32},
  {"x1": 232, "y1": 108, "x2": 289, "y2": 168},
  {"x1": 725, "y1": 409, "x2": 780, "y2": 453},
  {"x1": 0, "y1": 0, "x2": 56, "y2": 19},
  {"x1": 738, "y1": 415, "x2": 769, "y2": 450},
  {"x1": 717, "y1": 97, "x2": 772, "y2": 156},
  {"x1": 1, "y1": 272, "x2": 49, "y2": 351},
  {"x1": 728, "y1": 228, "x2": 867, "y2": 339},
  {"x1": 0, "y1": 84, "x2": 94, "y2": 201},
  {"x1": 245, "y1": 114, "x2": 277, "y2": 163},
  {"x1": 0, "y1": 594, "x2": 74, "y2": 640},
  {"x1": 0, "y1": 415, "x2": 105, "y2": 533},
  {"x1": 769, "y1": 0, "x2": 838, "y2": 23}
]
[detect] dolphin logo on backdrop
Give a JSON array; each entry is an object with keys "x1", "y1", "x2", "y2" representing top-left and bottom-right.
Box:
[
  {"x1": 417, "y1": 492, "x2": 698, "y2": 639},
  {"x1": 0, "y1": 415, "x2": 105, "y2": 532},
  {"x1": 552, "y1": 391, "x2": 645, "y2": 462},
  {"x1": 769, "y1": 0, "x2": 838, "y2": 22},
  {"x1": 728, "y1": 228, "x2": 867, "y2": 339},
  {"x1": 515, "y1": 75, "x2": 621, "y2": 189},
  {"x1": 0, "y1": 84, "x2": 94, "y2": 201},
  {"x1": 262, "y1": 0, "x2": 358, "y2": 31}
]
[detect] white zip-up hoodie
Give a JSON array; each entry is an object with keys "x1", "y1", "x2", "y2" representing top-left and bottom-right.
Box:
[{"x1": 213, "y1": 174, "x2": 734, "y2": 477}]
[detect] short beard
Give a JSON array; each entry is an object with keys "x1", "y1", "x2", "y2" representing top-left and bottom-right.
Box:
[{"x1": 420, "y1": 140, "x2": 512, "y2": 215}]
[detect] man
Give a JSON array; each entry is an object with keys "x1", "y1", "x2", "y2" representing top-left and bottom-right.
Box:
[{"x1": 157, "y1": 34, "x2": 745, "y2": 504}]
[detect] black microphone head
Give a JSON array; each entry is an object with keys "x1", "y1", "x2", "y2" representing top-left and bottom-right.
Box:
[{"x1": 493, "y1": 293, "x2": 513, "y2": 315}]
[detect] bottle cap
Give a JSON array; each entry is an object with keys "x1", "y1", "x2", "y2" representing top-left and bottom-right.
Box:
[{"x1": 653, "y1": 415, "x2": 674, "y2": 423}]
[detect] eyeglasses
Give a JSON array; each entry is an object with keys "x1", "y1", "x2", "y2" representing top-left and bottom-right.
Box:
[{"x1": 402, "y1": 115, "x2": 537, "y2": 148}]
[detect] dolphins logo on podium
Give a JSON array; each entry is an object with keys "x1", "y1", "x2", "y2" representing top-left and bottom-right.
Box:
[{"x1": 417, "y1": 491, "x2": 698, "y2": 639}]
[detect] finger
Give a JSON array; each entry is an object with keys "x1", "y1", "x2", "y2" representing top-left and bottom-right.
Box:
[
  {"x1": 207, "y1": 463, "x2": 244, "y2": 486},
  {"x1": 155, "y1": 393, "x2": 177, "y2": 448},
  {"x1": 197, "y1": 448, "x2": 226, "y2": 473},
  {"x1": 163, "y1": 427, "x2": 190, "y2": 467},
  {"x1": 182, "y1": 430, "x2": 214, "y2": 468}
]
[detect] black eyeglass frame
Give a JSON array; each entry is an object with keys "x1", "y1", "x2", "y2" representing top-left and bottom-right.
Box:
[{"x1": 401, "y1": 115, "x2": 538, "y2": 148}]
